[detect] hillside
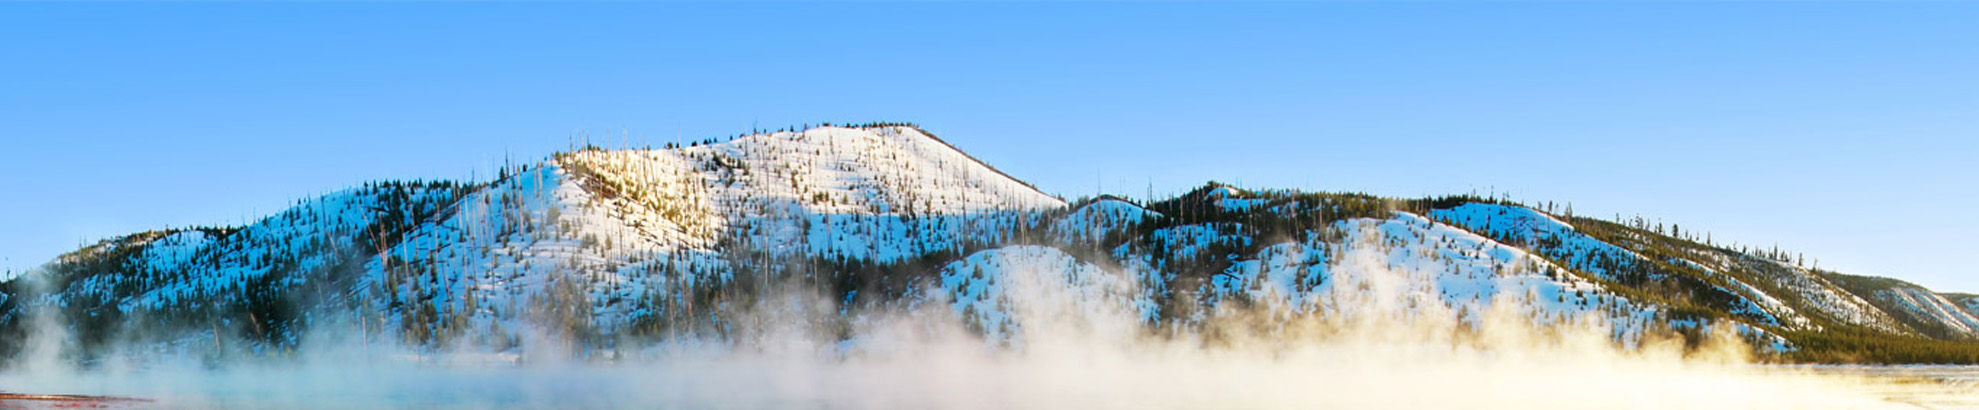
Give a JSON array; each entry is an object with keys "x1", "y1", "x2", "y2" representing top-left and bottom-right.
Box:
[{"x1": 4, "y1": 124, "x2": 1977, "y2": 365}]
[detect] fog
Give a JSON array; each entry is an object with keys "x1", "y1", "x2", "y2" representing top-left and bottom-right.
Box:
[{"x1": 0, "y1": 246, "x2": 1964, "y2": 409}]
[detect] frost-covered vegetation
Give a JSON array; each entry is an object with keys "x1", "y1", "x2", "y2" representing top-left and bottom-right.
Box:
[{"x1": 3, "y1": 124, "x2": 1976, "y2": 365}]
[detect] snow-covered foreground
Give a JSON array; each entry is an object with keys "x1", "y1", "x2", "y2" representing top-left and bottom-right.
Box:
[
  {"x1": 1800, "y1": 365, "x2": 1979, "y2": 409},
  {"x1": 0, "y1": 358, "x2": 1963, "y2": 410}
]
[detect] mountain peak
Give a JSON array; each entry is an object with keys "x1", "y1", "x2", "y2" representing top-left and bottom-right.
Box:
[{"x1": 557, "y1": 124, "x2": 1063, "y2": 218}]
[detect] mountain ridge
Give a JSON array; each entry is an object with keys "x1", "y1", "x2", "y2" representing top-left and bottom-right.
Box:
[{"x1": 4, "y1": 124, "x2": 1977, "y2": 365}]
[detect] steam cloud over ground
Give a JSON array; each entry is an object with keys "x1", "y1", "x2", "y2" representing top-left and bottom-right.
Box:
[{"x1": 1, "y1": 244, "x2": 1968, "y2": 409}]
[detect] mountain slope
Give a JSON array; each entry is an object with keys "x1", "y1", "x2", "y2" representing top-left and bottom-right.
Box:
[{"x1": 4, "y1": 124, "x2": 1976, "y2": 364}]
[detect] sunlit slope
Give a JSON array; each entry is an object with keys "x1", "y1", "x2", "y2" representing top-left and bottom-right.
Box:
[{"x1": 4, "y1": 124, "x2": 1976, "y2": 364}]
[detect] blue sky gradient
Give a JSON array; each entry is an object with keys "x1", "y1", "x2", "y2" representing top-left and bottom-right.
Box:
[{"x1": 2, "y1": 2, "x2": 1976, "y2": 291}]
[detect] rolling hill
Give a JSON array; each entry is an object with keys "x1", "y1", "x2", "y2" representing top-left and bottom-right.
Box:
[{"x1": 4, "y1": 123, "x2": 1975, "y2": 365}]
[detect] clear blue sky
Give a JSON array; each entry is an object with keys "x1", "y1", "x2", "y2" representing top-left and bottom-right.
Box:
[{"x1": 2, "y1": 2, "x2": 1975, "y2": 291}]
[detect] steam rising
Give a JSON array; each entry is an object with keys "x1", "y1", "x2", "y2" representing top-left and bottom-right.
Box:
[{"x1": 0, "y1": 246, "x2": 1960, "y2": 409}]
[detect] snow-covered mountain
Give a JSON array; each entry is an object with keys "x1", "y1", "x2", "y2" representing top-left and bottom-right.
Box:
[{"x1": 4, "y1": 124, "x2": 1976, "y2": 364}]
